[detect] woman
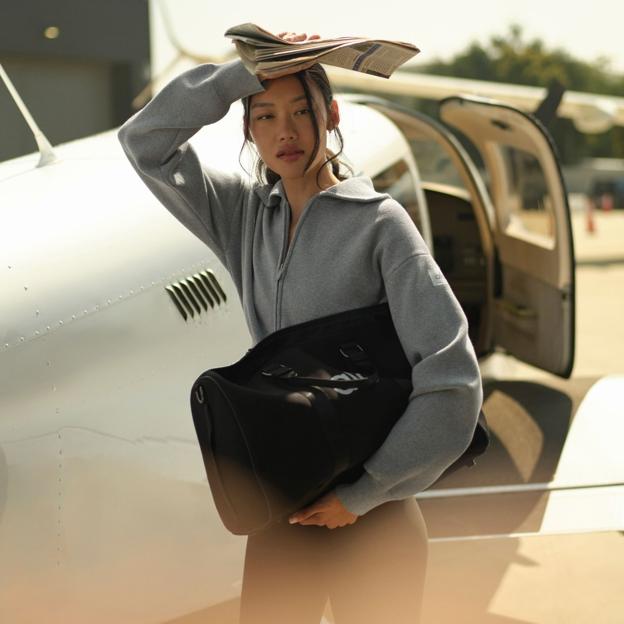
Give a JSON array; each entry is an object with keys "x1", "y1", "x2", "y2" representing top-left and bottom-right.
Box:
[{"x1": 118, "y1": 30, "x2": 483, "y2": 624}]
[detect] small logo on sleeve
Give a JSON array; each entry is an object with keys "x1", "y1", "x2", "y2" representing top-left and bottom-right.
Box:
[{"x1": 428, "y1": 266, "x2": 447, "y2": 287}]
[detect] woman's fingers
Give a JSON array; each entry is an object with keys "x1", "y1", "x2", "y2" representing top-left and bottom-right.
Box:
[
  {"x1": 277, "y1": 32, "x2": 322, "y2": 42},
  {"x1": 290, "y1": 504, "x2": 321, "y2": 524},
  {"x1": 296, "y1": 512, "x2": 325, "y2": 526}
]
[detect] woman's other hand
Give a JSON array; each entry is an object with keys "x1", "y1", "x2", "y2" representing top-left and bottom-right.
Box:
[
  {"x1": 256, "y1": 31, "x2": 321, "y2": 80},
  {"x1": 289, "y1": 491, "x2": 359, "y2": 529}
]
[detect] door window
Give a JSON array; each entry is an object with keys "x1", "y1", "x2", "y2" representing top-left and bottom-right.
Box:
[
  {"x1": 498, "y1": 145, "x2": 556, "y2": 247},
  {"x1": 372, "y1": 159, "x2": 423, "y2": 232}
]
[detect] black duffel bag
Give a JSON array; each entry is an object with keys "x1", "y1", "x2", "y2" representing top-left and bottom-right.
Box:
[{"x1": 190, "y1": 301, "x2": 489, "y2": 535}]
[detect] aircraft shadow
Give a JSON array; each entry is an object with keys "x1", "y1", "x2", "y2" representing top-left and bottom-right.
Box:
[
  {"x1": 419, "y1": 375, "x2": 599, "y2": 623},
  {"x1": 163, "y1": 597, "x2": 239, "y2": 624},
  {"x1": 0, "y1": 446, "x2": 7, "y2": 521}
]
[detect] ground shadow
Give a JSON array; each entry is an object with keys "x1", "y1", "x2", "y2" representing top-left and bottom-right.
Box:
[{"x1": 418, "y1": 375, "x2": 599, "y2": 623}]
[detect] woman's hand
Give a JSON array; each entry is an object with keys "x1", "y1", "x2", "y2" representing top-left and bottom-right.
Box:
[
  {"x1": 256, "y1": 31, "x2": 322, "y2": 80},
  {"x1": 276, "y1": 31, "x2": 321, "y2": 43},
  {"x1": 289, "y1": 491, "x2": 359, "y2": 529}
]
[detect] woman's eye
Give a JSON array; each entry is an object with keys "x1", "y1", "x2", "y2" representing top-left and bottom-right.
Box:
[{"x1": 254, "y1": 109, "x2": 308, "y2": 121}]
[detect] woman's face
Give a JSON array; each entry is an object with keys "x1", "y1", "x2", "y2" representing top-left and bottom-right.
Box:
[{"x1": 247, "y1": 74, "x2": 339, "y2": 184}]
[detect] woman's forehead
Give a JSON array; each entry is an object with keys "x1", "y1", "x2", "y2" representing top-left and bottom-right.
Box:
[{"x1": 250, "y1": 74, "x2": 322, "y2": 107}]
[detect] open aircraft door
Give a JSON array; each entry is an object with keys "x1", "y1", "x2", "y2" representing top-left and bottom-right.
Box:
[{"x1": 440, "y1": 96, "x2": 576, "y2": 378}]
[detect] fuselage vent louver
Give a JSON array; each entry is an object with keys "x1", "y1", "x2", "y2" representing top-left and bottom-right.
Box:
[{"x1": 165, "y1": 269, "x2": 227, "y2": 321}]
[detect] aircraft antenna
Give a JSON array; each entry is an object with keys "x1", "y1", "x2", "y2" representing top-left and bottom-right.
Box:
[
  {"x1": 534, "y1": 79, "x2": 566, "y2": 128},
  {"x1": 0, "y1": 63, "x2": 57, "y2": 167}
]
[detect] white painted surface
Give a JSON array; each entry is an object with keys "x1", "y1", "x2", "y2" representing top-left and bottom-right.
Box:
[{"x1": 551, "y1": 375, "x2": 624, "y2": 484}]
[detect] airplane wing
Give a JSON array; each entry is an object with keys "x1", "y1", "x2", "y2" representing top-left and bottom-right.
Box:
[
  {"x1": 417, "y1": 374, "x2": 624, "y2": 542},
  {"x1": 326, "y1": 65, "x2": 624, "y2": 134}
]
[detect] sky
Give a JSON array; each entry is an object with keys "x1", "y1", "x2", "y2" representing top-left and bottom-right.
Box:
[{"x1": 151, "y1": 0, "x2": 624, "y2": 79}]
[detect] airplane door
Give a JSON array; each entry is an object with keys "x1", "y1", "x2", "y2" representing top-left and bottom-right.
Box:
[{"x1": 439, "y1": 96, "x2": 575, "y2": 377}]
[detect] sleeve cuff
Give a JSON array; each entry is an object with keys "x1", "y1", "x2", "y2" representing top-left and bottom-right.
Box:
[
  {"x1": 217, "y1": 58, "x2": 265, "y2": 104},
  {"x1": 333, "y1": 470, "x2": 396, "y2": 516}
]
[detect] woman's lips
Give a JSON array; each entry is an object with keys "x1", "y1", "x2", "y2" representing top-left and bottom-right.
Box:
[{"x1": 278, "y1": 150, "x2": 304, "y2": 162}]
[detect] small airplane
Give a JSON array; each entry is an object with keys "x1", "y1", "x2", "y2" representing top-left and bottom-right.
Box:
[{"x1": 1, "y1": 40, "x2": 622, "y2": 623}]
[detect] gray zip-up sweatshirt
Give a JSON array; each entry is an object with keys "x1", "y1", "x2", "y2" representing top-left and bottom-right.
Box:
[{"x1": 117, "y1": 58, "x2": 483, "y2": 517}]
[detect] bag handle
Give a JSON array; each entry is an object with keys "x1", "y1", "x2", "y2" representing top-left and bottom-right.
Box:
[
  {"x1": 261, "y1": 364, "x2": 379, "y2": 389},
  {"x1": 261, "y1": 342, "x2": 379, "y2": 390}
]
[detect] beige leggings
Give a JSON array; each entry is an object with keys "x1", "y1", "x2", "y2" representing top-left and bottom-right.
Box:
[{"x1": 239, "y1": 497, "x2": 428, "y2": 624}]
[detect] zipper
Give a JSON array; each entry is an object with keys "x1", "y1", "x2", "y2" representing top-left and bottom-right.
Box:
[
  {"x1": 278, "y1": 198, "x2": 291, "y2": 272},
  {"x1": 274, "y1": 195, "x2": 317, "y2": 331},
  {"x1": 274, "y1": 200, "x2": 290, "y2": 331}
]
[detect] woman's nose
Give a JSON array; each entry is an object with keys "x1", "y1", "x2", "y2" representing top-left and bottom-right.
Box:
[{"x1": 277, "y1": 117, "x2": 298, "y2": 141}]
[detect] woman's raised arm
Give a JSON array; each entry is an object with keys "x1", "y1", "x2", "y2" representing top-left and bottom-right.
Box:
[{"x1": 117, "y1": 59, "x2": 265, "y2": 268}]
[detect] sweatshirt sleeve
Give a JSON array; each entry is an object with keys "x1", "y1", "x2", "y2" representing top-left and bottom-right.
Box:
[
  {"x1": 334, "y1": 215, "x2": 483, "y2": 516},
  {"x1": 117, "y1": 59, "x2": 265, "y2": 268}
]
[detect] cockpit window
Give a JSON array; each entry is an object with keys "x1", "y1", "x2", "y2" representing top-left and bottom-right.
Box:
[
  {"x1": 372, "y1": 159, "x2": 423, "y2": 232},
  {"x1": 407, "y1": 137, "x2": 467, "y2": 191}
]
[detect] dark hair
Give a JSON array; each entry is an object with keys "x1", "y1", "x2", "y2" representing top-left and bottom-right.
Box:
[{"x1": 240, "y1": 64, "x2": 352, "y2": 188}]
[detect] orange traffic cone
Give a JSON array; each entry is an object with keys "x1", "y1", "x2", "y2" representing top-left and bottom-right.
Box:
[{"x1": 586, "y1": 197, "x2": 596, "y2": 234}]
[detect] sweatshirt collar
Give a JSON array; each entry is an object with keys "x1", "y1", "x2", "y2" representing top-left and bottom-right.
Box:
[{"x1": 254, "y1": 174, "x2": 390, "y2": 207}]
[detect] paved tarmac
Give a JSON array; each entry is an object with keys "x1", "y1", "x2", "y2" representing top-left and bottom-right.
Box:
[{"x1": 571, "y1": 207, "x2": 624, "y2": 266}]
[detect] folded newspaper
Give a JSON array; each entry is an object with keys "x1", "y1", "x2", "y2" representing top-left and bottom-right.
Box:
[{"x1": 224, "y1": 23, "x2": 420, "y2": 79}]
